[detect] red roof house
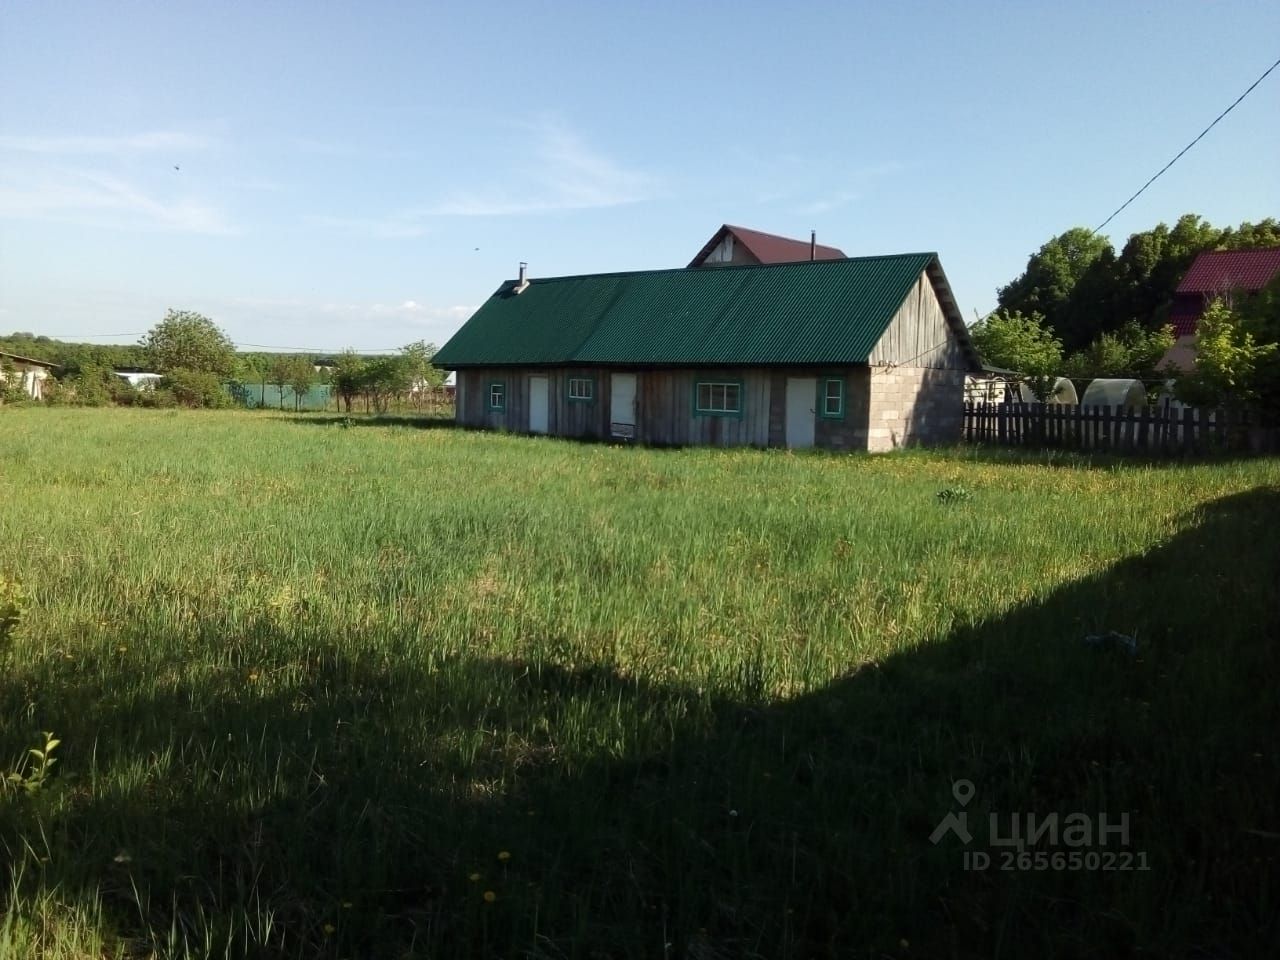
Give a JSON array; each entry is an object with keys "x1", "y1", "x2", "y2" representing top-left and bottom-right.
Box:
[
  {"x1": 1160, "y1": 248, "x2": 1280, "y2": 373},
  {"x1": 689, "y1": 224, "x2": 846, "y2": 267},
  {"x1": 1169, "y1": 248, "x2": 1280, "y2": 336}
]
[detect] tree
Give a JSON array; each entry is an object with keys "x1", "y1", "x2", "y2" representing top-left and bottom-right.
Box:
[
  {"x1": 141, "y1": 310, "x2": 236, "y2": 377},
  {"x1": 362, "y1": 354, "x2": 411, "y2": 413},
  {"x1": 288, "y1": 357, "x2": 315, "y2": 412},
  {"x1": 268, "y1": 356, "x2": 293, "y2": 410},
  {"x1": 1063, "y1": 321, "x2": 1175, "y2": 381},
  {"x1": 236, "y1": 354, "x2": 268, "y2": 408},
  {"x1": 331, "y1": 351, "x2": 367, "y2": 413},
  {"x1": 1174, "y1": 298, "x2": 1276, "y2": 409},
  {"x1": 968, "y1": 310, "x2": 1064, "y2": 401},
  {"x1": 399, "y1": 340, "x2": 443, "y2": 409},
  {"x1": 1235, "y1": 273, "x2": 1280, "y2": 420},
  {"x1": 997, "y1": 228, "x2": 1113, "y2": 348},
  {"x1": 1221, "y1": 218, "x2": 1280, "y2": 250}
]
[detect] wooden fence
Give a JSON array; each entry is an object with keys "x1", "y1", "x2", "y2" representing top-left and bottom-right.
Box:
[{"x1": 963, "y1": 402, "x2": 1280, "y2": 455}]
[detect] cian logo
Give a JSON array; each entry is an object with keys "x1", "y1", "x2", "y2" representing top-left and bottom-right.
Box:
[{"x1": 929, "y1": 779, "x2": 975, "y2": 845}]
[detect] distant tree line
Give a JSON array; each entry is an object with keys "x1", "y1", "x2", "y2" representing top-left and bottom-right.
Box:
[
  {"x1": 3, "y1": 310, "x2": 445, "y2": 411},
  {"x1": 972, "y1": 214, "x2": 1280, "y2": 411}
]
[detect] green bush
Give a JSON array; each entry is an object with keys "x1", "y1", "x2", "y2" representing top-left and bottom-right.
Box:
[
  {"x1": 138, "y1": 386, "x2": 179, "y2": 409},
  {"x1": 161, "y1": 369, "x2": 228, "y2": 409}
]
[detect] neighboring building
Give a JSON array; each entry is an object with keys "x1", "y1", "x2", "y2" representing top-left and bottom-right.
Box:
[
  {"x1": 688, "y1": 224, "x2": 846, "y2": 267},
  {"x1": 1162, "y1": 248, "x2": 1280, "y2": 372},
  {"x1": 113, "y1": 369, "x2": 164, "y2": 389},
  {"x1": 434, "y1": 254, "x2": 980, "y2": 452},
  {"x1": 0, "y1": 350, "x2": 57, "y2": 400},
  {"x1": 964, "y1": 365, "x2": 1020, "y2": 405}
]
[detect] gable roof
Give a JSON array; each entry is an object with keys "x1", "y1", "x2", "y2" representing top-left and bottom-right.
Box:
[
  {"x1": 1175, "y1": 248, "x2": 1280, "y2": 295},
  {"x1": 688, "y1": 224, "x2": 846, "y2": 267},
  {"x1": 0, "y1": 350, "x2": 58, "y2": 369},
  {"x1": 434, "y1": 253, "x2": 978, "y2": 369}
]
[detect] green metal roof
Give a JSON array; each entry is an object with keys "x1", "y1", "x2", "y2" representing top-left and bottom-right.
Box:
[{"x1": 434, "y1": 253, "x2": 955, "y2": 368}]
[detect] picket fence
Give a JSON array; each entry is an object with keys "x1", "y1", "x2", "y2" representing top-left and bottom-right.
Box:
[{"x1": 963, "y1": 402, "x2": 1280, "y2": 455}]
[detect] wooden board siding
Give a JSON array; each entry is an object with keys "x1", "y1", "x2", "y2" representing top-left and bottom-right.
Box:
[
  {"x1": 548, "y1": 368, "x2": 611, "y2": 439},
  {"x1": 868, "y1": 273, "x2": 967, "y2": 370},
  {"x1": 765, "y1": 367, "x2": 871, "y2": 449},
  {"x1": 816, "y1": 367, "x2": 871, "y2": 450},
  {"x1": 457, "y1": 368, "x2": 525, "y2": 432},
  {"x1": 456, "y1": 368, "x2": 612, "y2": 438},
  {"x1": 457, "y1": 365, "x2": 949, "y2": 452},
  {"x1": 635, "y1": 369, "x2": 772, "y2": 447}
]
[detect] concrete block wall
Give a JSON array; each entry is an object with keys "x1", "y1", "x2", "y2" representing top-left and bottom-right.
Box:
[{"x1": 866, "y1": 366, "x2": 965, "y2": 452}]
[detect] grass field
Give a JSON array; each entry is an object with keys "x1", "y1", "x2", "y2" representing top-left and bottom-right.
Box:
[{"x1": 1, "y1": 408, "x2": 1278, "y2": 959}]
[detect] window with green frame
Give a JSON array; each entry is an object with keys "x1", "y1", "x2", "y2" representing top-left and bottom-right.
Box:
[
  {"x1": 487, "y1": 381, "x2": 506, "y2": 412},
  {"x1": 567, "y1": 376, "x2": 595, "y2": 402},
  {"x1": 819, "y1": 378, "x2": 845, "y2": 419},
  {"x1": 694, "y1": 380, "x2": 743, "y2": 417}
]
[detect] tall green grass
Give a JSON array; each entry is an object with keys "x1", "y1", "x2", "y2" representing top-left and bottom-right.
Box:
[{"x1": 1, "y1": 408, "x2": 1277, "y2": 958}]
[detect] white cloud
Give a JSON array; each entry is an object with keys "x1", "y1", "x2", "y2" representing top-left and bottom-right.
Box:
[
  {"x1": 0, "y1": 130, "x2": 216, "y2": 156},
  {"x1": 0, "y1": 166, "x2": 237, "y2": 235},
  {"x1": 310, "y1": 118, "x2": 655, "y2": 235},
  {"x1": 429, "y1": 120, "x2": 652, "y2": 216},
  {"x1": 0, "y1": 128, "x2": 235, "y2": 234}
]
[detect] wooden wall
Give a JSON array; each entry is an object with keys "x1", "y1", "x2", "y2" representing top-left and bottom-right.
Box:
[
  {"x1": 868, "y1": 273, "x2": 968, "y2": 369},
  {"x1": 635, "y1": 368, "x2": 771, "y2": 447},
  {"x1": 456, "y1": 367, "x2": 611, "y2": 439},
  {"x1": 765, "y1": 367, "x2": 871, "y2": 449},
  {"x1": 455, "y1": 366, "x2": 889, "y2": 450}
]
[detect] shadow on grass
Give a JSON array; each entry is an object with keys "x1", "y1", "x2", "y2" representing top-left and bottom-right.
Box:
[{"x1": 2, "y1": 490, "x2": 1278, "y2": 958}]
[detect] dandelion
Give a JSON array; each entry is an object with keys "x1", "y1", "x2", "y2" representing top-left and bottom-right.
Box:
[
  {"x1": 497, "y1": 850, "x2": 511, "y2": 861},
  {"x1": 248, "y1": 670, "x2": 260, "y2": 682},
  {"x1": 322, "y1": 923, "x2": 335, "y2": 936},
  {"x1": 483, "y1": 890, "x2": 496, "y2": 903},
  {"x1": 468, "y1": 872, "x2": 481, "y2": 882}
]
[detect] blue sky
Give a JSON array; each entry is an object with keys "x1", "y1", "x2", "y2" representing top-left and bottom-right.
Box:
[{"x1": 1, "y1": 1, "x2": 1277, "y2": 353}]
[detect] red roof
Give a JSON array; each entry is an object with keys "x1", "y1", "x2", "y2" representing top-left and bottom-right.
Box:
[
  {"x1": 688, "y1": 224, "x2": 846, "y2": 267},
  {"x1": 1175, "y1": 248, "x2": 1280, "y2": 295}
]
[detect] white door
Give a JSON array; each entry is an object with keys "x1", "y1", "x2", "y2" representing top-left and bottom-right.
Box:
[
  {"x1": 529, "y1": 376, "x2": 549, "y2": 434},
  {"x1": 610, "y1": 373, "x2": 637, "y2": 438},
  {"x1": 785, "y1": 377, "x2": 816, "y2": 449}
]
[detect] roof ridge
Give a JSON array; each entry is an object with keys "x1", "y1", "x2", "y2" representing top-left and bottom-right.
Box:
[
  {"x1": 722, "y1": 222, "x2": 841, "y2": 245},
  {"x1": 516, "y1": 252, "x2": 938, "y2": 287}
]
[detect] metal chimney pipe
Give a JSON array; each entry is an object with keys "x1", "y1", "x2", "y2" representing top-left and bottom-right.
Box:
[
  {"x1": 514, "y1": 261, "x2": 530, "y2": 294},
  {"x1": 810, "y1": 231, "x2": 816, "y2": 261},
  {"x1": 519, "y1": 262, "x2": 528, "y2": 284}
]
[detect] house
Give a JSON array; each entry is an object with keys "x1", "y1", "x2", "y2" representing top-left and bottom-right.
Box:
[
  {"x1": 688, "y1": 224, "x2": 846, "y2": 267},
  {"x1": 0, "y1": 350, "x2": 57, "y2": 400},
  {"x1": 433, "y1": 254, "x2": 980, "y2": 452},
  {"x1": 1161, "y1": 248, "x2": 1280, "y2": 372}
]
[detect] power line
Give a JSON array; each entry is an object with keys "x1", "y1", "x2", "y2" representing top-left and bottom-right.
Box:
[{"x1": 1092, "y1": 54, "x2": 1280, "y2": 235}]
